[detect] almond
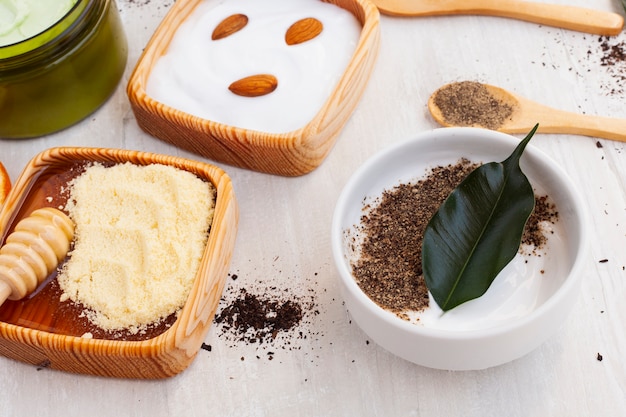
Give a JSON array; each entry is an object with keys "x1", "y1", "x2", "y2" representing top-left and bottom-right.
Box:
[
  {"x1": 285, "y1": 17, "x2": 323, "y2": 46},
  {"x1": 228, "y1": 74, "x2": 278, "y2": 97},
  {"x1": 212, "y1": 13, "x2": 249, "y2": 41}
]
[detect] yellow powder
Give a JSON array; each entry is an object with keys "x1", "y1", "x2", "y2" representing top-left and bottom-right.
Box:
[{"x1": 57, "y1": 162, "x2": 215, "y2": 334}]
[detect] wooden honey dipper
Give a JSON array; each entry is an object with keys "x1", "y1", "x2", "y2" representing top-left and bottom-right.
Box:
[{"x1": 0, "y1": 208, "x2": 74, "y2": 304}]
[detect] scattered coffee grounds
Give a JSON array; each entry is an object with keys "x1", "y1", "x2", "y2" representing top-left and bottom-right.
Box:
[
  {"x1": 212, "y1": 272, "x2": 321, "y2": 359},
  {"x1": 432, "y1": 81, "x2": 514, "y2": 130},
  {"x1": 599, "y1": 37, "x2": 626, "y2": 63},
  {"x1": 214, "y1": 288, "x2": 303, "y2": 345},
  {"x1": 350, "y1": 159, "x2": 559, "y2": 317},
  {"x1": 596, "y1": 35, "x2": 626, "y2": 95},
  {"x1": 121, "y1": 0, "x2": 153, "y2": 6},
  {"x1": 537, "y1": 32, "x2": 626, "y2": 97}
]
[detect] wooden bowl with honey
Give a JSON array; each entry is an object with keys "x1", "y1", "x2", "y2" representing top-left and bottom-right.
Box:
[
  {"x1": 127, "y1": 0, "x2": 380, "y2": 176},
  {"x1": 0, "y1": 147, "x2": 239, "y2": 378}
]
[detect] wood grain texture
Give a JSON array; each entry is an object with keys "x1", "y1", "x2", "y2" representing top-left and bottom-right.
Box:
[
  {"x1": 0, "y1": 148, "x2": 239, "y2": 378},
  {"x1": 371, "y1": 0, "x2": 624, "y2": 35},
  {"x1": 126, "y1": 0, "x2": 380, "y2": 176}
]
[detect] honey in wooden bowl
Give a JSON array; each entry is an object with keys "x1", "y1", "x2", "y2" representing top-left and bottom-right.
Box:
[{"x1": 0, "y1": 148, "x2": 239, "y2": 378}]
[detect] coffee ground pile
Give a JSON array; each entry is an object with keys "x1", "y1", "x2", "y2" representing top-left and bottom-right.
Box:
[
  {"x1": 432, "y1": 81, "x2": 514, "y2": 130},
  {"x1": 211, "y1": 274, "x2": 320, "y2": 358},
  {"x1": 214, "y1": 288, "x2": 304, "y2": 345},
  {"x1": 350, "y1": 159, "x2": 559, "y2": 317},
  {"x1": 521, "y1": 194, "x2": 559, "y2": 253},
  {"x1": 350, "y1": 159, "x2": 478, "y2": 314}
]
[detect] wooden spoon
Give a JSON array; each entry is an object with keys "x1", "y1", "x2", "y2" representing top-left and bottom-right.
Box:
[
  {"x1": 372, "y1": 0, "x2": 624, "y2": 35},
  {"x1": 0, "y1": 207, "x2": 74, "y2": 305},
  {"x1": 428, "y1": 82, "x2": 626, "y2": 143}
]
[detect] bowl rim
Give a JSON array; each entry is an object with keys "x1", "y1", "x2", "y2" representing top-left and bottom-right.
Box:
[{"x1": 331, "y1": 127, "x2": 589, "y2": 341}]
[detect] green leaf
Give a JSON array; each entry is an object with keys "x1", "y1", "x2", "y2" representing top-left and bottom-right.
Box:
[{"x1": 422, "y1": 125, "x2": 538, "y2": 311}]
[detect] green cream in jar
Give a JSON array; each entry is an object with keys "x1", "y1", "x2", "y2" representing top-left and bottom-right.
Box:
[
  {"x1": 0, "y1": 0, "x2": 78, "y2": 49},
  {"x1": 0, "y1": 0, "x2": 128, "y2": 138}
]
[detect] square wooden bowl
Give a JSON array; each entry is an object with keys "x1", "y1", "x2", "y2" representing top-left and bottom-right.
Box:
[
  {"x1": 127, "y1": 0, "x2": 380, "y2": 176},
  {"x1": 0, "y1": 147, "x2": 239, "y2": 379}
]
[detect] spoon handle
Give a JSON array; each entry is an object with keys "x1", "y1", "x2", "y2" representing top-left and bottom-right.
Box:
[
  {"x1": 496, "y1": 1, "x2": 624, "y2": 35},
  {"x1": 375, "y1": 0, "x2": 624, "y2": 35},
  {"x1": 542, "y1": 115, "x2": 626, "y2": 143},
  {"x1": 505, "y1": 104, "x2": 626, "y2": 143}
]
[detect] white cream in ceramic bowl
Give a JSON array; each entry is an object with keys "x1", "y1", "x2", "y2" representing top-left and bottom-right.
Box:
[{"x1": 331, "y1": 127, "x2": 589, "y2": 370}]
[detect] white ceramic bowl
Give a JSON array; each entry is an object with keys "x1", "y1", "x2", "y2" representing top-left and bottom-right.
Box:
[{"x1": 331, "y1": 127, "x2": 589, "y2": 370}]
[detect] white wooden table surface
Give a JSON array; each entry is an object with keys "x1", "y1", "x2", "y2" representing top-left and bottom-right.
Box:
[{"x1": 1, "y1": 0, "x2": 625, "y2": 416}]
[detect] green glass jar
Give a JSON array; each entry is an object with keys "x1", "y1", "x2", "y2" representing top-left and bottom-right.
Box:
[{"x1": 0, "y1": 0, "x2": 127, "y2": 139}]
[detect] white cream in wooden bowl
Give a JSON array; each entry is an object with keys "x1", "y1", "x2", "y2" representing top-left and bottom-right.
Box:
[{"x1": 145, "y1": 0, "x2": 362, "y2": 133}]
